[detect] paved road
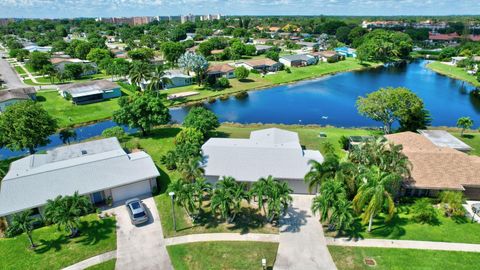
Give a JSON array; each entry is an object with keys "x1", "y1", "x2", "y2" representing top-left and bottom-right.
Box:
[
  {"x1": 164, "y1": 232, "x2": 279, "y2": 246},
  {"x1": 327, "y1": 237, "x2": 480, "y2": 252},
  {"x1": 62, "y1": 251, "x2": 116, "y2": 270},
  {"x1": 0, "y1": 52, "x2": 24, "y2": 89},
  {"x1": 113, "y1": 196, "x2": 173, "y2": 270},
  {"x1": 274, "y1": 195, "x2": 337, "y2": 270}
]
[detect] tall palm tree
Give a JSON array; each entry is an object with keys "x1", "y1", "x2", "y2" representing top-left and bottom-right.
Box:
[
  {"x1": 129, "y1": 61, "x2": 152, "y2": 90},
  {"x1": 265, "y1": 180, "x2": 292, "y2": 223},
  {"x1": 211, "y1": 185, "x2": 233, "y2": 222},
  {"x1": 147, "y1": 65, "x2": 172, "y2": 92},
  {"x1": 304, "y1": 155, "x2": 340, "y2": 193},
  {"x1": 329, "y1": 198, "x2": 355, "y2": 233},
  {"x1": 44, "y1": 192, "x2": 92, "y2": 237},
  {"x1": 250, "y1": 177, "x2": 270, "y2": 213},
  {"x1": 352, "y1": 166, "x2": 400, "y2": 232},
  {"x1": 10, "y1": 210, "x2": 38, "y2": 249},
  {"x1": 311, "y1": 179, "x2": 347, "y2": 224},
  {"x1": 191, "y1": 178, "x2": 212, "y2": 211},
  {"x1": 179, "y1": 157, "x2": 204, "y2": 182},
  {"x1": 168, "y1": 180, "x2": 195, "y2": 219}
]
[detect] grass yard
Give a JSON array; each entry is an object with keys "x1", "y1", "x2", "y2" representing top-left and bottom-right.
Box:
[
  {"x1": 328, "y1": 246, "x2": 479, "y2": 270},
  {"x1": 426, "y1": 61, "x2": 480, "y2": 87},
  {"x1": 36, "y1": 89, "x2": 132, "y2": 128},
  {"x1": 24, "y1": 74, "x2": 111, "y2": 86},
  {"x1": 167, "y1": 241, "x2": 278, "y2": 270},
  {"x1": 326, "y1": 199, "x2": 480, "y2": 244},
  {"x1": 84, "y1": 259, "x2": 116, "y2": 270},
  {"x1": 0, "y1": 215, "x2": 117, "y2": 270},
  {"x1": 15, "y1": 65, "x2": 26, "y2": 75}
]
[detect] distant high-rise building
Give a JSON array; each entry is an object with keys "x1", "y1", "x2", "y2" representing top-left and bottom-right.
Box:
[
  {"x1": 181, "y1": 14, "x2": 196, "y2": 24},
  {"x1": 0, "y1": 18, "x2": 13, "y2": 26},
  {"x1": 199, "y1": 14, "x2": 221, "y2": 21},
  {"x1": 96, "y1": 16, "x2": 158, "y2": 26}
]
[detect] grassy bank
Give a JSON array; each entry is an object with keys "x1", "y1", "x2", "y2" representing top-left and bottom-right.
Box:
[
  {"x1": 426, "y1": 61, "x2": 480, "y2": 87},
  {"x1": 328, "y1": 246, "x2": 479, "y2": 270},
  {"x1": 85, "y1": 259, "x2": 116, "y2": 270},
  {"x1": 0, "y1": 215, "x2": 116, "y2": 270},
  {"x1": 167, "y1": 241, "x2": 278, "y2": 270}
]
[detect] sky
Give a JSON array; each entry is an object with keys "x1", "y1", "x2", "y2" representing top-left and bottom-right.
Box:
[{"x1": 0, "y1": 0, "x2": 479, "y2": 18}]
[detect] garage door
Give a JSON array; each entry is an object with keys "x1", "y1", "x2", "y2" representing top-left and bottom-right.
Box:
[
  {"x1": 111, "y1": 180, "x2": 151, "y2": 202},
  {"x1": 283, "y1": 179, "x2": 311, "y2": 194}
]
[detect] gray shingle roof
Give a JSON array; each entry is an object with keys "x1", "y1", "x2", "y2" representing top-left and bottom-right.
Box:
[
  {"x1": 0, "y1": 87, "x2": 36, "y2": 103},
  {"x1": 57, "y1": 80, "x2": 118, "y2": 98},
  {"x1": 0, "y1": 138, "x2": 160, "y2": 216},
  {"x1": 201, "y1": 128, "x2": 323, "y2": 182},
  {"x1": 280, "y1": 54, "x2": 314, "y2": 62}
]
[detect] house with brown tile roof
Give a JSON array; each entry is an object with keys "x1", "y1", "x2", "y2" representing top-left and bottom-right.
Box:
[
  {"x1": 235, "y1": 58, "x2": 283, "y2": 72},
  {"x1": 207, "y1": 64, "x2": 235, "y2": 79},
  {"x1": 385, "y1": 131, "x2": 480, "y2": 199}
]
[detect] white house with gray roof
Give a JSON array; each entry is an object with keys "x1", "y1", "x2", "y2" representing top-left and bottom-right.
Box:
[
  {"x1": 279, "y1": 54, "x2": 317, "y2": 67},
  {"x1": 0, "y1": 137, "x2": 159, "y2": 220},
  {"x1": 201, "y1": 128, "x2": 323, "y2": 194}
]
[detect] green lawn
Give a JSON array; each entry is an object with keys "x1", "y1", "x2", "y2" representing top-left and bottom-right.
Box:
[
  {"x1": 36, "y1": 90, "x2": 132, "y2": 128},
  {"x1": 24, "y1": 74, "x2": 111, "y2": 86},
  {"x1": 167, "y1": 241, "x2": 278, "y2": 270},
  {"x1": 0, "y1": 215, "x2": 117, "y2": 270},
  {"x1": 326, "y1": 200, "x2": 480, "y2": 244},
  {"x1": 427, "y1": 61, "x2": 480, "y2": 87},
  {"x1": 15, "y1": 66, "x2": 26, "y2": 75},
  {"x1": 328, "y1": 246, "x2": 479, "y2": 270},
  {"x1": 84, "y1": 259, "x2": 116, "y2": 270}
]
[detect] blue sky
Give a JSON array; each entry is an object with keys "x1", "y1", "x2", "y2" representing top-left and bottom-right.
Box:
[{"x1": 0, "y1": 0, "x2": 479, "y2": 18}]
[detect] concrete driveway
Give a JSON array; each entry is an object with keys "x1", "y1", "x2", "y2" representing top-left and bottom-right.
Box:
[
  {"x1": 0, "y1": 53, "x2": 24, "y2": 89},
  {"x1": 113, "y1": 196, "x2": 173, "y2": 270},
  {"x1": 274, "y1": 195, "x2": 337, "y2": 270}
]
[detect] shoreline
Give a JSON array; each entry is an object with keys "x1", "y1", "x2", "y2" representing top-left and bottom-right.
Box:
[{"x1": 426, "y1": 61, "x2": 480, "y2": 87}]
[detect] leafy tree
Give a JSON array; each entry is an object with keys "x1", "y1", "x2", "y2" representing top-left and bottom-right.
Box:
[
  {"x1": 178, "y1": 52, "x2": 209, "y2": 86},
  {"x1": 456, "y1": 117, "x2": 474, "y2": 136},
  {"x1": 356, "y1": 29, "x2": 413, "y2": 62},
  {"x1": 336, "y1": 26, "x2": 352, "y2": 44},
  {"x1": 0, "y1": 101, "x2": 57, "y2": 154},
  {"x1": 411, "y1": 198, "x2": 438, "y2": 224},
  {"x1": 27, "y1": 51, "x2": 50, "y2": 71},
  {"x1": 234, "y1": 66, "x2": 250, "y2": 81},
  {"x1": 86, "y1": 48, "x2": 112, "y2": 64},
  {"x1": 74, "y1": 42, "x2": 93, "y2": 59},
  {"x1": 127, "y1": 48, "x2": 155, "y2": 62},
  {"x1": 356, "y1": 87, "x2": 427, "y2": 134},
  {"x1": 64, "y1": 63, "x2": 84, "y2": 79},
  {"x1": 160, "y1": 41, "x2": 185, "y2": 64},
  {"x1": 216, "y1": 77, "x2": 230, "y2": 88},
  {"x1": 231, "y1": 41, "x2": 246, "y2": 57},
  {"x1": 113, "y1": 92, "x2": 171, "y2": 136},
  {"x1": 161, "y1": 150, "x2": 177, "y2": 170},
  {"x1": 182, "y1": 107, "x2": 220, "y2": 136},
  {"x1": 9, "y1": 210, "x2": 38, "y2": 249},
  {"x1": 168, "y1": 180, "x2": 196, "y2": 219},
  {"x1": 353, "y1": 166, "x2": 400, "y2": 232},
  {"x1": 175, "y1": 128, "x2": 204, "y2": 147},
  {"x1": 44, "y1": 192, "x2": 92, "y2": 237},
  {"x1": 169, "y1": 27, "x2": 187, "y2": 42},
  {"x1": 101, "y1": 126, "x2": 126, "y2": 139},
  {"x1": 9, "y1": 49, "x2": 29, "y2": 62},
  {"x1": 59, "y1": 127, "x2": 77, "y2": 145}
]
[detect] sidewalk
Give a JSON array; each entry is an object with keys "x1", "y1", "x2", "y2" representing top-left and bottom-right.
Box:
[
  {"x1": 62, "y1": 251, "x2": 116, "y2": 270},
  {"x1": 164, "y1": 233, "x2": 279, "y2": 246},
  {"x1": 326, "y1": 237, "x2": 480, "y2": 252}
]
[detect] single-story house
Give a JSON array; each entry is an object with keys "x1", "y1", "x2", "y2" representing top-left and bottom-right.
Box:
[
  {"x1": 296, "y1": 41, "x2": 318, "y2": 52},
  {"x1": 24, "y1": 45, "x2": 52, "y2": 53},
  {"x1": 207, "y1": 64, "x2": 235, "y2": 79},
  {"x1": 255, "y1": 45, "x2": 273, "y2": 54},
  {"x1": 236, "y1": 59, "x2": 283, "y2": 72},
  {"x1": 50, "y1": 57, "x2": 97, "y2": 76},
  {"x1": 335, "y1": 47, "x2": 357, "y2": 58},
  {"x1": 58, "y1": 80, "x2": 121, "y2": 104},
  {"x1": 253, "y1": 38, "x2": 275, "y2": 45},
  {"x1": 385, "y1": 131, "x2": 480, "y2": 199},
  {"x1": 201, "y1": 128, "x2": 324, "y2": 194},
  {"x1": 279, "y1": 54, "x2": 317, "y2": 67},
  {"x1": 0, "y1": 87, "x2": 36, "y2": 112},
  {"x1": 309, "y1": 51, "x2": 341, "y2": 62},
  {"x1": 164, "y1": 70, "x2": 194, "y2": 88},
  {"x1": 0, "y1": 137, "x2": 160, "y2": 222}
]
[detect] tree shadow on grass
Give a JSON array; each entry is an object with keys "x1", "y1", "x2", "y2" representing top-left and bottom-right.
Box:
[
  {"x1": 76, "y1": 218, "x2": 116, "y2": 246},
  {"x1": 35, "y1": 96, "x2": 47, "y2": 102},
  {"x1": 239, "y1": 79, "x2": 255, "y2": 83},
  {"x1": 227, "y1": 207, "x2": 270, "y2": 235},
  {"x1": 34, "y1": 235, "x2": 70, "y2": 254}
]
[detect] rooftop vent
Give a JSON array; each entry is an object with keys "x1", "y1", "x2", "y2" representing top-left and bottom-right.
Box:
[{"x1": 81, "y1": 150, "x2": 88, "y2": 155}]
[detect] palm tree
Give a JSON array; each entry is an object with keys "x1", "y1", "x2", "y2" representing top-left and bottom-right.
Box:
[
  {"x1": 211, "y1": 176, "x2": 247, "y2": 223},
  {"x1": 211, "y1": 185, "x2": 233, "y2": 222},
  {"x1": 329, "y1": 198, "x2": 355, "y2": 234},
  {"x1": 168, "y1": 180, "x2": 195, "y2": 219},
  {"x1": 44, "y1": 192, "x2": 92, "y2": 237},
  {"x1": 250, "y1": 177, "x2": 270, "y2": 213},
  {"x1": 457, "y1": 117, "x2": 474, "y2": 137},
  {"x1": 304, "y1": 155, "x2": 339, "y2": 193},
  {"x1": 147, "y1": 65, "x2": 172, "y2": 92},
  {"x1": 59, "y1": 127, "x2": 77, "y2": 145},
  {"x1": 311, "y1": 179, "x2": 347, "y2": 225},
  {"x1": 191, "y1": 178, "x2": 212, "y2": 211},
  {"x1": 265, "y1": 180, "x2": 292, "y2": 223},
  {"x1": 10, "y1": 210, "x2": 38, "y2": 249},
  {"x1": 129, "y1": 61, "x2": 152, "y2": 90},
  {"x1": 352, "y1": 166, "x2": 400, "y2": 232},
  {"x1": 178, "y1": 156, "x2": 204, "y2": 182}
]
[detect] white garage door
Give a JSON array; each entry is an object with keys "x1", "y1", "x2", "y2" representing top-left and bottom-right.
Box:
[
  {"x1": 111, "y1": 180, "x2": 151, "y2": 202},
  {"x1": 283, "y1": 179, "x2": 311, "y2": 194}
]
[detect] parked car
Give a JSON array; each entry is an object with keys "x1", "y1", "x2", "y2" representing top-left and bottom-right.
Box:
[{"x1": 125, "y1": 198, "x2": 149, "y2": 225}]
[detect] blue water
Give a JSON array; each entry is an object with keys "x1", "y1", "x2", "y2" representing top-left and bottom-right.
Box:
[
  {"x1": 172, "y1": 60, "x2": 478, "y2": 127},
  {"x1": 1, "y1": 60, "x2": 478, "y2": 160}
]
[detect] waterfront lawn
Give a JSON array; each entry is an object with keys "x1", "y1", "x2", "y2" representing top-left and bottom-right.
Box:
[
  {"x1": 427, "y1": 61, "x2": 480, "y2": 87},
  {"x1": 85, "y1": 259, "x2": 116, "y2": 270},
  {"x1": 36, "y1": 89, "x2": 132, "y2": 128},
  {"x1": 327, "y1": 199, "x2": 480, "y2": 244},
  {"x1": 452, "y1": 131, "x2": 480, "y2": 156},
  {"x1": 167, "y1": 241, "x2": 278, "y2": 270},
  {"x1": 0, "y1": 214, "x2": 116, "y2": 270},
  {"x1": 328, "y1": 246, "x2": 479, "y2": 270}
]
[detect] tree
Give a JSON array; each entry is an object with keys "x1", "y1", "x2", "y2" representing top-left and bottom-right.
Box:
[
  {"x1": 266, "y1": 50, "x2": 280, "y2": 61},
  {"x1": 101, "y1": 126, "x2": 126, "y2": 140},
  {"x1": 456, "y1": 117, "x2": 474, "y2": 136},
  {"x1": 59, "y1": 127, "x2": 77, "y2": 145},
  {"x1": 356, "y1": 87, "x2": 427, "y2": 134},
  {"x1": 64, "y1": 63, "x2": 84, "y2": 79},
  {"x1": 352, "y1": 166, "x2": 400, "y2": 232},
  {"x1": 311, "y1": 179, "x2": 348, "y2": 228},
  {"x1": 191, "y1": 178, "x2": 212, "y2": 213},
  {"x1": 129, "y1": 61, "x2": 153, "y2": 89},
  {"x1": 147, "y1": 65, "x2": 172, "y2": 91},
  {"x1": 356, "y1": 29, "x2": 413, "y2": 62},
  {"x1": 304, "y1": 155, "x2": 340, "y2": 193},
  {"x1": 175, "y1": 128, "x2": 204, "y2": 147},
  {"x1": 336, "y1": 26, "x2": 352, "y2": 44},
  {"x1": 0, "y1": 101, "x2": 57, "y2": 154},
  {"x1": 265, "y1": 178, "x2": 292, "y2": 223},
  {"x1": 183, "y1": 107, "x2": 220, "y2": 136},
  {"x1": 160, "y1": 42, "x2": 186, "y2": 64},
  {"x1": 10, "y1": 210, "x2": 38, "y2": 249},
  {"x1": 178, "y1": 156, "x2": 204, "y2": 182},
  {"x1": 113, "y1": 92, "x2": 171, "y2": 136},
  {"x1": 128, "y1": 48, "x2": 155, "y2": 62},
  {"x1": 86, "y1": 48, "x2": 112, "y2": 64},
  {"x1": 328, "y1": 198, "x2": 355, "y2": 233},
  {"x1": 438, "y1": 191, "x2": 465, "y2": 217},
  {"x1": 411, "y1": 198, "x2": 437, "y2": 224},
  {"x1": 27, "y1": 51, "x2": 50, "y2": 71},
  {"x1": 168, "y1": 180, "x2": 196, "y2": 219},
  {"x1": 211, "y1": 176, "x2": 248, "y2": 223},
  {"x1": 74, "y1": 42, "x2": 93, "y2": 59},
  {"x1": 44, "y1": 192, "x2": 92, "y2": 237},
  {"x1": 234, "y1": 66, "x2": 250, "y2": 81},
  {"x1": 178, "y1": 52, "x2": 209, "y2": 86}
]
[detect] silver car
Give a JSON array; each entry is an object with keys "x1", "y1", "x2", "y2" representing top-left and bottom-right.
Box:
[{"x1": 125, "y1": 198, "x2": 149, "y2": 225}]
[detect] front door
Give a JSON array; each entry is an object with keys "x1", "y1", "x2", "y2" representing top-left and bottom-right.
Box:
[{"x1": 92, "y1": 191, "x2": 105, "y2": 204}]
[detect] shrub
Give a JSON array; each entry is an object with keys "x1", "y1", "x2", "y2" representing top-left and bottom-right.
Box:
[
  {"x1": 327, "y1": 57, "x2": 339, "y2": 63},
  {"x1": 235, "y1": 91, "x2": 249, "y2": 99},
  {"x1": 285, "y1": 67, "x2": 291, "y2": 73},
  {"x1": 216, "y1": 77, "x2": 230, "y2": 88},
  {"x1": 160, "y1": 150, "x2": 177, "y2": 170},
  {"x1": 439, "y1": 191, "x2": 465, "y2": 218},
  {"x1": 5, "y1": 225, "x2": 23, "y2": 238},
  {"x1": 234, "y1": 66, "x2": 250, "y2": 80},
  {"x1": 411, "y1": 198, "x2": 437, "y2": 224},
  {"x1": 175, "y1": 127, "x2": 204, "y2": 147},
  {"x1": 338, "y1": 135, "x2": 350, "y2": 150}
]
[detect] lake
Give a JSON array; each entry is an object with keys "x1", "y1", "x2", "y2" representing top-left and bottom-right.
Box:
[{"x1": 1, "y1": 60, "x2": 478, "y2": 160}]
